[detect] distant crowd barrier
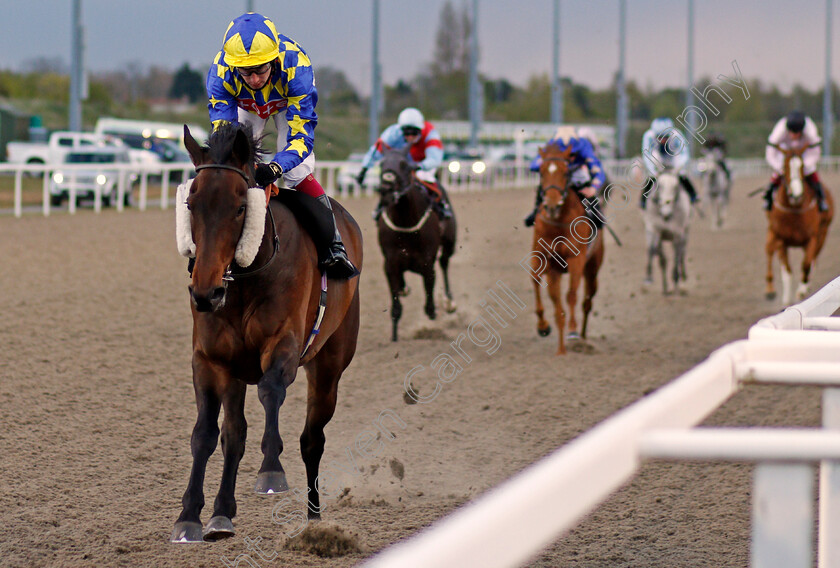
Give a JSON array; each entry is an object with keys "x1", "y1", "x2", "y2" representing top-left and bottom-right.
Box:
[
  {"x1": 363, "y1": 276, "x2": 840, "y2": 568},
  {"x1": 3, "y1": 156, "x2": 840, "y2": 217}
]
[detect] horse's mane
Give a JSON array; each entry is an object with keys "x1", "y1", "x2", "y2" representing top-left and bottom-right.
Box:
[{"x1": 205, "y1": 122, "x2": 266, "y2": 170}]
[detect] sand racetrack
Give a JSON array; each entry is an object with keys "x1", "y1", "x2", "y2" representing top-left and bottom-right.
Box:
[{"x1": 1, "y1": 174, "x2": 838, "y2": 567}]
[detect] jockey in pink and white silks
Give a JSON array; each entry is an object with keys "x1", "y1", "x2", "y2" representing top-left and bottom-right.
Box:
[
  {"x1": 763, "y1": 111, "x2": 828, "y2": 212},
  {"x1": 205, "y1": 12, "x2": 358, "y2": 278},
  {"x1": 639, "y1": 117, "x2": 698, "y2": 210}
]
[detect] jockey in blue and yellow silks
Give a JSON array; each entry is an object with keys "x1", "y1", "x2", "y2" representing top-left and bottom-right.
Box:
[
  {"x1": 205, "y1": 12, "x2": 357, "y2": 279},
  {"x1": 524, "y1": 126, "x2": 607, "y2": 229}
]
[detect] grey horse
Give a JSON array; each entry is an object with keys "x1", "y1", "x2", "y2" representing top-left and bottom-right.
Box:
[{"x1": 643, "y1": 170, "x2": 692, "y2": 295}]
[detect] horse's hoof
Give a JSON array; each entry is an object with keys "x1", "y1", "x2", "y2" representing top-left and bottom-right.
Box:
[
  {"x1": 643, "y1": 278, "x2": 653, "y2": 285},
  {"x1": 255, "y1": 471, "x2": 289, "y2": 494},
  {"x1": 399, "y1": 287, "x2": 411, "y2": 297},
  {"x1": 426, "y1": 310, "x2": 437, "y2": 320},
  {"x1": 538, "y1": 326, "x2": 551, "y2": 337},
  {"x1": 444, "y1": 299, "x2": 457, "y2": 313},
  {"x1": 567, "y1": 331, "x2": 580, "y2": 340},
  {"x1": 765, "y1": 292, "x2": 777, "y2": 301},
  {"x1": 203, "y1": 516, "x2": 235, "y2": 541},
  {"x1": 170, "y1": 521, "x2": 205, "y2": 544}
]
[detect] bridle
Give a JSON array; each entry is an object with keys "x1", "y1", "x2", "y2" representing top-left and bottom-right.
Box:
[
  {"x1": 540, "y1": 155, "x2": 581, "y2": 214},
  {"x1": 193, "y1": 163, "x2": 280, "y2": 281}
]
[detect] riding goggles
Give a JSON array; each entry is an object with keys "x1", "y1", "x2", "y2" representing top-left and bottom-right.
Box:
[
  {"x1": 236, "y1": 63, "x2": 272, "y2": 77},
  {"x1": 401, "y1": 127, "x2": 422, "y2": 137}
]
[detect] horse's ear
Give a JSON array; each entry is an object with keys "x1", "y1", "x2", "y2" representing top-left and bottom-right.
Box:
[
  {"x1": 231, "y1": 127, "x2": 252, "y2": 168},
  {"x1": 538, "y1": 146, "x2": 547, "y2": 160},
  {"x1": 184, "y1": 125, "x2": 205, "y2": 167}
]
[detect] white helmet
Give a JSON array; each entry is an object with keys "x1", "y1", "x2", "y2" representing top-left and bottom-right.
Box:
[{"x1": 398, "y1": 107, "x2": 425, "y2": 131}]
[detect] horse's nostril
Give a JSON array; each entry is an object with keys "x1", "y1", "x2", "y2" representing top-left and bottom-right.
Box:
[{"x1": 210, "y1": 287, "x2": 226, "y2": 302}]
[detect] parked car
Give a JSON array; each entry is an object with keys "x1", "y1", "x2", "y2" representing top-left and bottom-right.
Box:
[
  {"x1": 50, "y1": 148, "x2": 137, "y2": 207},
  {"x1": 337, "y1": 152, "x2": 380, "y2": 194},
  {"x1": 444, "y1": 149, "x2": 487, "y2": 183}
]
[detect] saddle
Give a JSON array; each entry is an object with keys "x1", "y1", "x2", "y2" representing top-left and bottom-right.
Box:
[
  {"x1": 269, "y1": 187, "x2": 334, "y2": 264},
  {"x1": 413, "y1": 174, "x2": 444, "y2": 202}
]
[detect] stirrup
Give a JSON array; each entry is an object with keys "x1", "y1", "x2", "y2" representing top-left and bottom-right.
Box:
[
  {"x1": 524, "y1": 211, "x2": 537, "y2": 227},
  {"x1": 321, "y1": 246, "x2": 359, "y2": 279}
]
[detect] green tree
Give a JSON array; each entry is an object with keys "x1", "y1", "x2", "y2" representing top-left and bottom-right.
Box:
[{"x1": 169, "y1": 63, "x2": 204, "y2": 103}]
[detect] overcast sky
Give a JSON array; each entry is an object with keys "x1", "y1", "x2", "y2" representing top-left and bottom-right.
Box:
[{"x1": 0, "y1": 0, "x2": 835, "y2": 94}]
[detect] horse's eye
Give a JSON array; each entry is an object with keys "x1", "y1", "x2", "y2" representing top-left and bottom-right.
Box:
[{"x1": 237, "y1": 205, "x2": 246, "y2": 217}]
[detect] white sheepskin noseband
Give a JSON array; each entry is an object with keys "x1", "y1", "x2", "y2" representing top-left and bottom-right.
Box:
[
  {"x1": 175, "y1": 179, "x2": 195, "y2": 258},
  {"x1": 234, "y1": 187, "x2": 268, "y2": 267},
  {"x1": 175, "y1": 179, "x2": 267, "y2": 268}
]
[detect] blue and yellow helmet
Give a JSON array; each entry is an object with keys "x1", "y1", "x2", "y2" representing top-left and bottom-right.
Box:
[{"x1": 222, "y1": 13, "x2": 280, "y2": 67}]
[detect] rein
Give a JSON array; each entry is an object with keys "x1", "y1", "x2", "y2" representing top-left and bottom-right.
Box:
[
  {"x1": 223, "y1": 204, "x2": 280, "y2": 281},
  {"x1": 195, "y1": 163, "x2": 251, "y2": 182}
]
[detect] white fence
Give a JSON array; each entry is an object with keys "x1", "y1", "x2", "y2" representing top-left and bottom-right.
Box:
[
  {"x1": 4, "y1": 156, "x2": 840, "y2": 218},
  {"x1": 362, "y1": 276, "x2": 840, "y2": 568}
]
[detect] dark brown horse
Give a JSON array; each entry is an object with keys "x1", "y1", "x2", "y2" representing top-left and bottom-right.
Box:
[
  {"x1": 765, "y1": 143, "x2": 833, "y2": 304},
  {"x1": 530, "y1": 144, "x2": 605, "y2": 355},
  {"x1": 376, "y1": 146, "x2": 456, "y2": 341},
  {"x1": 170, "y1": 123, "x2": 362, "y2": 543}
]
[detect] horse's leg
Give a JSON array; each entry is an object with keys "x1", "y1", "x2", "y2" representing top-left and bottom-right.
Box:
[
  {"x1": 644, "y1": 230, "x2": 655, "y2": 285},
  {"x1": 422, "y1": 261, "x2": 437, "y2": 321},
  {"x1": 765, "y1": 230, "x2": 780, "y2": 300},
  {"x1": 255, "y1": 343, "x2": 299, "y2": 494},
  {"x1": 658, "y1": 241, "x2": 668, "y2": 295},
  {"x1": 779, "y1": 246, "x2": 794, "y2": 305},
  {"x1": 300, "y1": 288, "x2": 360, "y2": 519},
  {"x1": 581, "y1": 249, "x2": 602, "y2": 339},
  {"x1": 798, "y1": 237, "x2": 820, "y2": 300},
  {"x1": 203, "y1": 380, "x2": 248, "y2": 540},
  {"x1": 546, "y1": 270, "x2": 566, "y2": 355},
  {"x1": 439, "y1": 220, "x2": 457, "y2": 313},
  {"x1": 565, "y1": 260, "x2": 584, "y2": 340},
  {"x1": 385, "y1": 261, "x2": 404, "y2": 342},
  {"x1": 172, "y1": 357, "x2": 222, "y2": 543},
  {"x1": 532, "y1": 252, "x2": 551, "y2": 336}
]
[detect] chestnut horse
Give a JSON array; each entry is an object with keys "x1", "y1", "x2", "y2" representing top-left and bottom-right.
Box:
[
  {"x1": 530, "y1": 144, "x2": 605, "y2": 355},
  {"x1": 376, "y1": 146, "x2": 457, "y2": 342},
  {"x1": 765, "y1": 143, "x2": 833, "y2": 304},
  {"x1": 170, "y1": 123, "x2": 362, "y2": 543}
]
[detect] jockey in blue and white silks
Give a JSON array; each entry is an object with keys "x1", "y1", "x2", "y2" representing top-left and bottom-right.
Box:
[
  {"x1": 205, "y1": 12, "x2": 357, "y2": 279},
  {"x1": 359, "y1": 107, "x2": 452, "y2": 220},
  {"x1": 524, "y1": 126, "x2": 607, "y2": 228},
  {"x1": 639, "y1": 117, "x2": 698, "y2": 209}
]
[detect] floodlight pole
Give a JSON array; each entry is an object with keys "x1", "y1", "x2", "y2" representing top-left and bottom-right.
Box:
[
  {"x1": 551, "y1": 0, "x2": 563, "y2": 124},
  {"x1": 369, "y1": 0, "x2": 381, "y2": 146},
  {"x1": 69, "y1": 0, "x2": 83, "y2": 132}
]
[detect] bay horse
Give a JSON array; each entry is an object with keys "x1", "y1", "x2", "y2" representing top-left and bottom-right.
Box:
[
  {"x1": 700, "y1": 148, "x2": 730, "y2": 230},
  {"x1": 642, "y1": 169, "x2": 691, "y2": 295},
  {"x1": 530, "y1": 143, "x2": 605, "y2": 355},
  {"x1": 376, "y1": 146, "x2": 457, "y2": 342},
  {"x1": 765, "y1": 143, "x2": 833, "y2": 304},
  {"x1": 170, "y1": 123, "x2": 362, "y2": 543}
]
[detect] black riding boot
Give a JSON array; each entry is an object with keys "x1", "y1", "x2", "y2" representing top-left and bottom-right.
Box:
[
  {"x1": 719, "y1": 160, "x2": 732, "y2": 182},
  {"x1": 317, "y1": 194, "x2": 360, "y2": 279},
  {"x1": 679, "y1": 175, "x2": 699, "y2": 203},
  {"x1": 809, "y1": 178, "x2": 830, "y2": 212},
  {"x1": 434, "y1": 198, "x2": 453, "y2": 219},
  {"x1": 580, "y1": 195, "x2": 605, "y2": 229},
  {"x1": 524, "y1": 185, "x2": 544, "y2": 227},
  {"x1": 372, "y1": 201, "x2": 385, "y2": 220},
  {"x1": 763, "y1": 183, "x2": 777, "y2": 211},
  {"x1": 640, "y1": 177, "x2": 656, "y2": 210}
]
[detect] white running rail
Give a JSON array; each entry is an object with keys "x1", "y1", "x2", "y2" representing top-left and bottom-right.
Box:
[{"x1": 363, "y1": 276, "x2": 840, "y2": 568}]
